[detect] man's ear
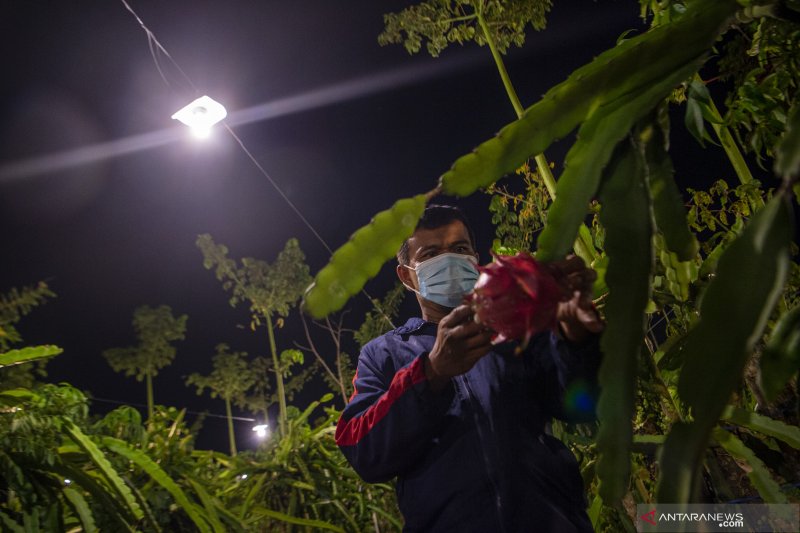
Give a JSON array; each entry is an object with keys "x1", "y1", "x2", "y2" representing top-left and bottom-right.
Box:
[{"x1": 396, "y1": 263, "x2": 414, "y2": 289}]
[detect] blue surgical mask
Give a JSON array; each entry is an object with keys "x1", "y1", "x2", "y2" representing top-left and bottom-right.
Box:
[{"x1": 404, "y1": 253, "x2": 479, "y2": 308}]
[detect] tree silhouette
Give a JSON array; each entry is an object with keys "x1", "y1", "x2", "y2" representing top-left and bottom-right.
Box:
[
  {"x1": 186, "y1": 344, "x2": 257, "y2": 456},
  {"x1": 197, "y1": 235, "x2": 311, "y2": 436},
  {"x1": 103, "y1": 305, "x2": 187, "y2": 421}
]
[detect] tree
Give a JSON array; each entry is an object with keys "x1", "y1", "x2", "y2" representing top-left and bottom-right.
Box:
[
  {"x1": 0, "y1": 282, "x2": 57, "y2": 389},
  {"x1": 186, "y1": 344, "x2": 258, "y2": 456},
  {"x1": 103, "y1": 305, "x2": 187, "y2": 421},
  {"x1": 197, "y1": 235, "x2": 312, "y2": 436}
]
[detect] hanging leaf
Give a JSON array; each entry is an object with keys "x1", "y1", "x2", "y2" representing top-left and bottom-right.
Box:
[
  {"x1": 595, "y1": 138, "x2": 652, "y2": 504},
  {"x1": 537, "y1": 56, "x2": 701, "y2": 262},
  {"x1": 657, "y1": 195, "x2": 793, "y2": 503},
  {"x1": 0, "y1": 345, "x2": 62, "y2": 368},
  {"x1": 303, "y1": 194, "x2": 426, "y2": 319},
  {"x1": 63, "y1": 421, "x2": 144, "y2": 523},
  {"x1": 684, "y1": 80, "x2": 720, "y2": 147},
  {"x1": 721, "y1": 405, "x2": 800, "y2": 449},
  {"x1": 438, "y1": 0, "x2": 740, "y2": 198},
  {"x1": 759, "y1": 305, "x2": 800, "y2": 402},
  {"x1": 249, "y1": 506, "x2": 345, "y2": 532},
  {"x1": 186, "y1": 478, "x2": 240, "y2": 533},
  {"x1": 644, "y1": 112, "x2": 699, "y2": 261},
  {"x1": 63, "y1": 487, "x2": 98, "y2": 533},
  {"x1": 712, "y1": 427, "x2": 788, "y2": 504}
]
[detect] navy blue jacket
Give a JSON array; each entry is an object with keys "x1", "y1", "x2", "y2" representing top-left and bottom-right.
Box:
[{"x1": 336, "y1": 318, "x2": 602, "y2": 532}]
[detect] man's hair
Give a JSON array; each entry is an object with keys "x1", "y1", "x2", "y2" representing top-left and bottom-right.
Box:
[{"x1": 397, "y1": 204, "x2": 477, "y2": 265}]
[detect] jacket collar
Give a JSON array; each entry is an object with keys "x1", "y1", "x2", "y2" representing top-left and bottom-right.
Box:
[{"x1": 394, "y1": 317, "x2": 435, "y2": 335}]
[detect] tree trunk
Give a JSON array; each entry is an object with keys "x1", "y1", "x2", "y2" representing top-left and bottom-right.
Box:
[
  {"x1": 225, "y1": 396, "x2": 237, "y2": 456},
  {"x1": 266, "y1": 314, "x2": 287, "y2": 435}
]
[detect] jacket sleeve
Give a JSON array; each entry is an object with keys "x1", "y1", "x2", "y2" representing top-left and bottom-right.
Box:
[
  {"x1": 335, "y1": 341, "x2": 455, "y2": 483},
  {"x1": 526, "y1": 330, "x2": 602, "y2": 423}
]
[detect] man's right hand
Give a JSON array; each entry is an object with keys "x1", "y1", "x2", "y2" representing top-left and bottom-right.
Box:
[{"x1": 425, "y1": 305, "x2": 494, "y2": 391}]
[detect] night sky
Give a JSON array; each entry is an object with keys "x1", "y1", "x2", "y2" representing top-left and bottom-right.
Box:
[{"x1": 1, "y1": 1, "x2": 734, "y2": 451}]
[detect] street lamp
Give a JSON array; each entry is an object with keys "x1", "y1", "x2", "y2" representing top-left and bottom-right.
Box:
[
  {"x1": 171, "y1": 95, "x2": 227, "y2": 138},
  {"x1": 252, "y1": 423, "x2": 269, "y2": 440}
]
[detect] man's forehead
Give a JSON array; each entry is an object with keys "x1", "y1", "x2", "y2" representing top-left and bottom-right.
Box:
[{"x1": 408, "y1": 221, "x2": 470, "y2": 250}]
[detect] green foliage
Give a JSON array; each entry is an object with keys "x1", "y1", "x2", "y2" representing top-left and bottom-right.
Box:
[
  {"x1": 0, "y1": 282, "x2": 55, "y2": 351},
  {"x1": 103, "y1": 305, "x2": 187, "y2": 382},
  {"x1": 684, "y1": 79, "x2": 721, "y2": 148},
  {"x1": 775, "y1": 97, "x2": 800, "y2": 179},
  {"x1": 712, "y1": 427, "x2": 787, "y2": 504},
  {"x1": 353, "y1": 282, "x2": 405, "y2": 349},
  {"x1": 303, "y1": 195, "x2": 426, "y2": 319},
  {"x1": 102, "y1": 436, "x2": 216, "y2": 533},
  {"x1": 198, "y1": 235, "x2": 311, "y2": 320},
  {"x1": 721, "y1": 405, "x2": 800, "y2": 449},
  {"x1": 224, "y1": 396, "x2": 401, "y2": 532},
  {"x1": 658, "y1": 195, "x2": 793, "y2": 502},
  {"x1": 438, "y1": 1, "x2": 739, "y2": 200},
  {"x1": 0, "y1": 345, "x2": 62, "y2": 368},
  {"x1": 103, "y1": 305, "x2": 187, "y2": 421},
  {"x1": 187, "y1": 344, "x2": 261, "y2": 456},
  {"x1": 595, "y1": 137, "x2": 653, "y2": 502},
  {"x1": 0, "y1": 282, "x2": 56, "y2": 388},
  {"x1": 187, "y1": 344, "x2": 257, "y2": 403},
  {"x1": 198, "y1": 235, "x2": 312, "y2": 436},
  {"x1": 0, "y1": 385, "x2": 146, "y2": 531},
  {"x1": 379, "y1": 0, "x2": 551, "y2": 57},
  {"x1": 485, "y1": 162, "x2": 551, "y2": 254},
  {"x1": 538, "y1": 57, "x2": 705, "y2": 262},
  {"x1": 645, "y1": 108, "x2": 700, "y2": 262},
  {"x1": 760, "y1": 305, "x2": 800, "y2": 401},
  {"x1": 718, "y1": 15, "x2": 800, "y2": 166}
]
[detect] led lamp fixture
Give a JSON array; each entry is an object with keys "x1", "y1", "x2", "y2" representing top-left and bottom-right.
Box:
[
  {"x1": 171, "y1": 95, "x2": 227, "y2": 138},
  {"x1": 252, "y1": 424, "x2": 269, "y2": 439}
]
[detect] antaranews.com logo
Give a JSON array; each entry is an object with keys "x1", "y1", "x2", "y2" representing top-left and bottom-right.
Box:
[{"x1": 636, "y1": 504, "x2": 799, "y2": 532}]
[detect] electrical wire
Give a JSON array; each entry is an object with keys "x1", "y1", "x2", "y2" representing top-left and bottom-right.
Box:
[
  {"x1": 90, "y1": 396, "x2": 257, "y2": 422},
  {"x1": 119, "y1": 0, "x2": 397, "y2": 328}
]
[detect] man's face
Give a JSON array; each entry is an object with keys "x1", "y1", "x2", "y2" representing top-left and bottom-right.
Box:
[{"x1": 396, "y1": 220, "x2": 478, "y2": 292}]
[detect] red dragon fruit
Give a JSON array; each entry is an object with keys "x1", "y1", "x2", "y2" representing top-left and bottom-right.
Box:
[{"x1": 468, "y1": 253, "x2": 562, "y2": 348}]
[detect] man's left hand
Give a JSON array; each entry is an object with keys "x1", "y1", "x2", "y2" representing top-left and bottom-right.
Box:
[{"x1": 546, "y1": 256, "x2": 604, "y2": 344}]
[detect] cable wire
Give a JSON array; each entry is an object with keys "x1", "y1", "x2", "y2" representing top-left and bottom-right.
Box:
[
  {"x1": 120, "y1": 0, "x2": 398, "y2": 328},
  {"x1": 90, "y1": 396, "x2": 257, "y2": 422}
]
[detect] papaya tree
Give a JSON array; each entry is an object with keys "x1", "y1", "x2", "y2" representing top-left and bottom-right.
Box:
[
  {"x1": 186, "y1": 343, "x2": 258, "y2": 456},
  {"x1": 103, "y1": 305, "x2": 187, "y2": 421},
  {"x1": 197, "y1": 235, "x2": 312, "y2": 436}
]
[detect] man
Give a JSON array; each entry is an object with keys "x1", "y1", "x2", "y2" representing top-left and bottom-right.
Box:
[{"x1": 336, "y1": 205, "x2": 604, "y2": 532}]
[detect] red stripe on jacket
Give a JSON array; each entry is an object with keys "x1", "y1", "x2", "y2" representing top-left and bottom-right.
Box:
[{"x1": 335, "y1": 356, "x2": 426, "y2": 447}]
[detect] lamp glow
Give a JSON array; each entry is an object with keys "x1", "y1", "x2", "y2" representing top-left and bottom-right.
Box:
[
  {"x1": 171, "y1": 95, "x2": 227, "y2": 138},
  {"x1": 252, "y1": 424, "x2": 269, "y2": 439}
]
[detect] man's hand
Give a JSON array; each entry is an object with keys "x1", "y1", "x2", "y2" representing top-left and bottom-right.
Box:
[
  {"x1": 547, "y1": 256, "x2": 604, "y2": 344},
  {"x1": 425, "y1": 305, "x2": 494, "y2": 391}
]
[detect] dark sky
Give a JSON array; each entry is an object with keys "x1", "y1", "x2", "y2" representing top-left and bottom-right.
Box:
[{"x1": 0, "y1": 0, "x2": 682, "y2": 450}]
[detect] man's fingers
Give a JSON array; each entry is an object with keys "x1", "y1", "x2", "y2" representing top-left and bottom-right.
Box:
[{"x1": 440, "y1": 304, "x2": 473, "y2": 328}]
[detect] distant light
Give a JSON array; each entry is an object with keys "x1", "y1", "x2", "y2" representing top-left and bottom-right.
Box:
[
  {"x1": 252, "y1": 423, "x2": 269, "y2": 439},
  {"x1": 171, "y1": 95, "x2": 227, "y2": 138}
]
